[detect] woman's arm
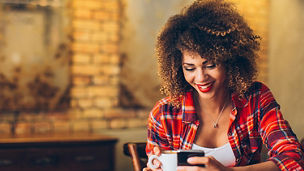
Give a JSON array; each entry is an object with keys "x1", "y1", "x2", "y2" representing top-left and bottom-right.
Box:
[
  {"x1": 146, "y1": 104, "x2": 170, "y2": 155},
  {"x1": 231, "y1": 161, "x2": 279, "y2": 171},
  {"x1": 257, "y1": 84, "x2": 304, "y2": 170},
  {"x1": 177, "y1": 156, "x2": 280, "y2": 171}
]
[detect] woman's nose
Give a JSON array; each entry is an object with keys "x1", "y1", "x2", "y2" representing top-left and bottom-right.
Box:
[{"x1": 196, "y1": 68, "x2": 207, "y2": 82}]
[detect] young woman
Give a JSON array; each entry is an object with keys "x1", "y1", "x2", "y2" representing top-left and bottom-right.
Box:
[{"x1": 144, "y1": 0, "x2": 304, "y2": 170}]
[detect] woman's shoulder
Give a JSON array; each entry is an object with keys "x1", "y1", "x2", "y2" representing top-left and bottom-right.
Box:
[
  {"x1": 155, "y1": 97, "x2": 173, "y2": 106},
  {"x1": 246, "y1": 81, "x2": 271, "y2": 96},
  {"x1": 152, "y1": 96, "x2": 177, "y2": 110},
  {"x1": 242, "y1": 81, "x2": 279, "y2": 107},
  {"x1": 150, "y1": 96, "x2": 182, "y2": 116}
]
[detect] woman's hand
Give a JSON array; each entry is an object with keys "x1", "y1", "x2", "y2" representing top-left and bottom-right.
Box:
[
  {"x1": 143, "y1": 146, "x2": 163, "y2": 171},
  {"x1": 177, "y1": 156, "x2": 232, "y2": 171}
]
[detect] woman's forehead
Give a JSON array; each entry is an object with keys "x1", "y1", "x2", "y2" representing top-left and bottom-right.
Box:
[
  {"x1": 182, "y1": 50, "x2": 199, "y2": 57},
  {"x1": 182, "y1": 50, "x2": 209, "y2": 61},
  {"x1": 182, "y1": 54, "x2": 209, "y2": 65}
]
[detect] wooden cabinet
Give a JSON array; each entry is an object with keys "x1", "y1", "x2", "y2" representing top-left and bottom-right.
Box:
[{"x1": 0, "y1": 133, "x2": 118, "y2": 171}]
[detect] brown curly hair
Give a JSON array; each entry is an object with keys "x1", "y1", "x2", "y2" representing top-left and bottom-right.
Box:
[{"x1": 156, "y1": 0, "x2": 260, "y2": 104}]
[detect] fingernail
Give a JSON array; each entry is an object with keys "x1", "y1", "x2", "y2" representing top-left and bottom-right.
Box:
[
  {"x1": 155, "y1": 160, "x2": 160, "y2": 167},
  {"x1": 187, "y1": 157, "x2": 194, "y2": 162}
]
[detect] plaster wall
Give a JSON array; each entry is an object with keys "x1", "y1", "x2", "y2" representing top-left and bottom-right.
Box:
[
  {"x1": 120, "y1": 0, "x2": 270, "y2": 108},
  {"x1": 120, "y1": 0, "x2": 192, "y2": 108},
  {"x1": 102, "y1": 128, "x2": 147, "y2": 171},
  {"x1": 268, "y1": 0, "x2": 304, "y2": 139}
]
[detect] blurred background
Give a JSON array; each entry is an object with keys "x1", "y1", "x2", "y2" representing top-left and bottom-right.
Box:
[{"x1": 0, "y1": 0, "x2": 303, "y2": 170}]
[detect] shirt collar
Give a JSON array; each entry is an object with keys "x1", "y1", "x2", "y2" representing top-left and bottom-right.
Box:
[
  {"x1": 231, "y1": 92, "x2": 248, "y2": 112},
  {"x1": 182, "y1": 91, "x2": 198, "y2": 123},
  {"x1": 181, "y1": 91, "x2": 247, "y2": 123}
]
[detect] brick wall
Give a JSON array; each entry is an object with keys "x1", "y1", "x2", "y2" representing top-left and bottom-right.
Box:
[
  {"x1": 0, "y1": 0, "x2": 270, "y2": 136},
  {"x1": 69, "y1": 0, "x2": 149, "y2": 132},
  {"x1": 0, "y1": 0, "x2": 148, "y2": 136}
]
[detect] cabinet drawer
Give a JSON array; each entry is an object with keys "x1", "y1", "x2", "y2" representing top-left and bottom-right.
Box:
[
  {"x1": 60, "y1": 145, "x2": 114, "y2": 170},
  {"x1": 0, "y1": 149, "x2": 26, "y2": 169},
  {"x1": 0, "y1": 144, "x2": 115, "y2": 171}
]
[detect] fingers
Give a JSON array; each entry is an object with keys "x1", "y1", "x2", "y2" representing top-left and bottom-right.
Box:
[
  {"x1": 177, "y1": 166, "x2": 205, "y2": 171},
  {"x1": 187, "y1": 156, "x2": 215, "y2": 166},
  {"x1": 176, "y1": 156, "x2": 211, "y2": 171},
  {"x1": 147, "y1": 146, "x2": 161, "y2": 169},
  {"x1": 143, "y1": 167, "x2": 162, "y2": 171},
  {"x1": 176, "y1": 157, "x2": 215, "y2": 171},
  {"x1": 147, "y1": 146, "x2": 161, "y2": 157},
  {"x1": 153, "y1": 146, "x2": 161, "y2": 156},
  {"x1": 151, "y1": 158, "x2": 161, "y2": 168},
  {"x1": 176, "y1": 157, "x2": 211, "y2": 171},
  {"x1": 143, "y1": 165, "x2": 162, "y2": 171},
  {"x1": 184, "y1": 156, "x2": 227, "y2": 171},
  {"x1": 146, "y1": 146, "x2": 162, "y2": 170},
  {"x1": 143, "y1": 167, "x2": 150, "y2": 171}
]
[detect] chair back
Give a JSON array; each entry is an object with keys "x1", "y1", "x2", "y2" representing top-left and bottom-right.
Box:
[{"x1": 123, "y1": 142, "x2": 148, "y2": 171}]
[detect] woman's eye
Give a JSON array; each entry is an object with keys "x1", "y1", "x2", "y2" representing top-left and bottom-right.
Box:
[
  {"x1": 184, "y1": 67, "x2": 195, "y2": 71},
  {"x1": 206, "y1": 63, "x2": 216, "y2": 69}
]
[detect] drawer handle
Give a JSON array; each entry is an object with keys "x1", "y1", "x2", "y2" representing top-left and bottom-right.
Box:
[
  {"x1": 33, "y1": 157, "x2": 57, "y2": 166},
  {"x1": 0, "y1": 159, "x2": 13, "y2": 166},
  {"x1": 74, "y1": 155, "x2": 96, "y2": 162}
]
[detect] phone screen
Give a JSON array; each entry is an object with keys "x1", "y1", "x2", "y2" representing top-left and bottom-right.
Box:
[{"x1": 177, "y1": 150, "x2": 205, "y2": 167}]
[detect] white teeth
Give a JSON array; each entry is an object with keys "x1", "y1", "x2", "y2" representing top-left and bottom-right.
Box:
[
  {"x1": 201, "y1": 86, "x2": 209, "y2": 89},
  {"x1": 197, "y1": 83, "x2": 212, "y2": 89}
]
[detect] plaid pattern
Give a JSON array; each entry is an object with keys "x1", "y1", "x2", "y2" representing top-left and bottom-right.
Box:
[{"x1": 146, "y1": 82, "x2": 304, "y2": 170}]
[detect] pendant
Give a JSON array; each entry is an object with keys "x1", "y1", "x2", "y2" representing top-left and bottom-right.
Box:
[{"x1": 213, "y1": 123, "x2": 218, "y2": 128}]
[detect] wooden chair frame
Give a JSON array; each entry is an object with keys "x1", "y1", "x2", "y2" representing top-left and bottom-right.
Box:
[{"x1": 123, "y1": 142, "x2": 148, "y2": 171}]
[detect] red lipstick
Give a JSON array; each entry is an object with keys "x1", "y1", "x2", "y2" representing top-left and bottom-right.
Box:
[{"x1": 196, "y1": 82, "x2": 213, "y2": 93}]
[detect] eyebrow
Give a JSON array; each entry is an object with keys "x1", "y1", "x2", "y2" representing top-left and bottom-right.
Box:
[
  {"x1": 182, "y1": 63, "x2": 194, "y2": 66},
  {"x1": 182, "y1": 61, "x2": 209, "y2": 65}
]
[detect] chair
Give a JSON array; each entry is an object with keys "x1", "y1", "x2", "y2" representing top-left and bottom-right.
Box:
[{"x1": 123, "y1": 142, "x2": 148, "y2": 171}]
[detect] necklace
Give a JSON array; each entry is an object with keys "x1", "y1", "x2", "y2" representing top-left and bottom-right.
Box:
[{"x1": 213, "y1": 102, "x2": 227, "y2": 128}]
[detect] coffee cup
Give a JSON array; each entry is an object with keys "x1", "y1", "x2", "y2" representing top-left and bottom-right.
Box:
[{"x1": 147, "y1": 150, "x2": 204, "y2": 171}]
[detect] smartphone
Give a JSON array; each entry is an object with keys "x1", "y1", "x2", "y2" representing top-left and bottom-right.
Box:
[{"x1": 177, "y1": 150, "x2": 205, "y2": 167}]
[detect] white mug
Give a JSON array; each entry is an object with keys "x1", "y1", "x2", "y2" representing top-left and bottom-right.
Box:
[
  {"x1": 147, "y1": 150, "x2": 204, "y2": 171},
  {"x1": 148, "y1": 150, "x2": 178, "y2": 171}
]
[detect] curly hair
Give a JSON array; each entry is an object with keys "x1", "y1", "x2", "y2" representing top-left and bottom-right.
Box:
[{"x1": 156, "y1": 0, "x2": 260, "y2": 105}]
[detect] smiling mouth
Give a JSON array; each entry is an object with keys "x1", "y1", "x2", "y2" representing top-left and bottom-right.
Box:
[{"x1": 196, "y1": 82, "x2": 214, "y2": 93}]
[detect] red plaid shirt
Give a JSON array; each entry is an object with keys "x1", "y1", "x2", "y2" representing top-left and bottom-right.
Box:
[{"x1": 146, "y1": 82, "x2": 304, "y2": 170}]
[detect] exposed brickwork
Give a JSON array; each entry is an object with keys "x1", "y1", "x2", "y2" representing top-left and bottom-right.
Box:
[
  {"x1": 15, "y1": 122, "x2": 33, "y2": 135},
  {"x1": 0, "y1": 0, "x2": 270, "y2": 135},
  {"x1": 66, "y1": 0, "x2": 148, "y2": 131},
  {"x1": 0, "y1": 122, "x2": 11, "y2": 135},
  {"x1": 91, "y1": 119, "x2": 108, "y2": 132},
  {"x1": 33, "y1": 121, "x2": 52, "y2": 134},
  {"x1": 53, "y1": 120, "x2": 71, "y2": 133}
]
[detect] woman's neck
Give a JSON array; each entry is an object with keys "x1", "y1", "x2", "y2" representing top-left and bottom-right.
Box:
[{"x1": 193, "y1": 90, "x2": 231, "y2": 115}]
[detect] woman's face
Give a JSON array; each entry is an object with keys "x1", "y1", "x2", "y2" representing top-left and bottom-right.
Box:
[{"x1": 182, "y1": 50, "x2": 227, "y2": 99}]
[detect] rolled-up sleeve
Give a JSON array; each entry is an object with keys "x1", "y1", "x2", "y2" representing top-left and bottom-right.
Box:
[
  {"x1": 146, "y1": 102, "x2": 171, "y2": 156},
  {"x1": 259, "y1": 86, "x2": 304, "y2": 170}
]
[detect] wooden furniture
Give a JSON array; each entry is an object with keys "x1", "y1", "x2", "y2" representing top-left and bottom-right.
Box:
[
  {"x1": 123, "y1": 142, "x2": 147, "y2": 171},
  {"x1": 0, "y1": 133, "x2": 118, "y2": 171}
]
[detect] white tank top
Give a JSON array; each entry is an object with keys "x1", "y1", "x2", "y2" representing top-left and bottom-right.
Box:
[{"x1": 192, "y1": 143, "x2": 236, "y2": 167}]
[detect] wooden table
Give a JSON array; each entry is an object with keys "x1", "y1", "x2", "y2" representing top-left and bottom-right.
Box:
[{"x1": 0, "y1": 133, "x2": 118, "y2": 171}]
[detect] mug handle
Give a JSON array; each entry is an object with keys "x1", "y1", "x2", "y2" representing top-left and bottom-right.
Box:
[{"x1": 147, "y1": 155, "x2": 160, "y2": 169}]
